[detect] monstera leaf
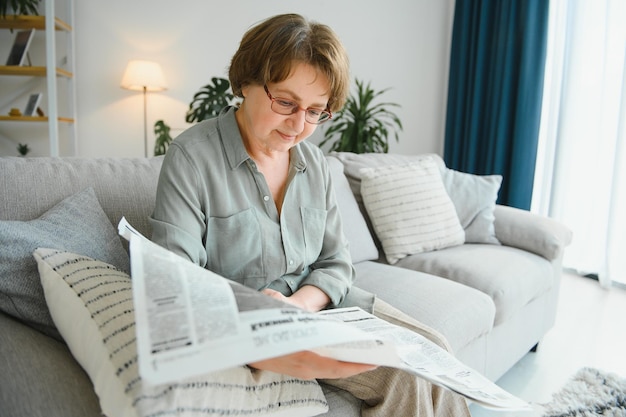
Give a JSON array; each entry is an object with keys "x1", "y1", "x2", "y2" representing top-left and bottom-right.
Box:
[
  {"x1": 185, "y1": 77, "x2": 234, "y2": 123},
  {"x1": 153, "y1": 120, "x2": 173, "y2": 156}
]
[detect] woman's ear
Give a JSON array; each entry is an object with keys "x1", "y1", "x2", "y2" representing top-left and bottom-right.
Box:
[{"x1": 240, "y1": 84, "x2": 250, "y2": 99}]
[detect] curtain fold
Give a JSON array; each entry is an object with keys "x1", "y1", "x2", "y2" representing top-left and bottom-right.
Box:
[
  {"x1": 532, "y1": 0, "x2": 626, "y2": 288},
  {"x1": 444, "y1": 0, "x2": 549, "y2": 209}
]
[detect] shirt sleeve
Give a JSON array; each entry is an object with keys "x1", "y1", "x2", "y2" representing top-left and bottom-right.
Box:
[
  {"x1": 299, "y1": 158, "x2": 356, "y2": 308},
  {"x1": 150, "y1": 142, "x2": 209, "y2": 267}
]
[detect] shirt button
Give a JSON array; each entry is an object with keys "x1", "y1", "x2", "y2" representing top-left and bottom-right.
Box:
[
  {"x1": 263, "y1": 195, "x2": 270, "y2": 202},
  {"x1": 289, "y1": 260, "x2": 294, "y2": 265}
]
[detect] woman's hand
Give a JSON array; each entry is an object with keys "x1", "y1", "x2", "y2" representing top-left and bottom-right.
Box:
[
  {"x1": 261, "y1": 285, "x2": 331, "y2": 312},
  {"x1": 248, "y1": 350, "x2": 378, "y2": 380},
  {"x1": 256, "y1": 287, "x2": 374, "y2": 379}
]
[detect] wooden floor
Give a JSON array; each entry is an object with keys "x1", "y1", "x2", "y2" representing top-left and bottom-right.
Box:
[{"x1": 470, "y1": 271, "x2": 626, "y2": 416}]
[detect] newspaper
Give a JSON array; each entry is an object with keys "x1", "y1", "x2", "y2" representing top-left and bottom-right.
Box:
[{"x1": 118, "y1": 218, "x2": 530, "y2": 411}]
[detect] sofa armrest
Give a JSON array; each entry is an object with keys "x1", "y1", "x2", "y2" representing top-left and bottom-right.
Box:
[{"x1": 493, "y1": 205, "x2": 573, "y2": 261}]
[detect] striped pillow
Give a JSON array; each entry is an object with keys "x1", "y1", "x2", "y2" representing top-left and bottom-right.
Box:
[
  {"x1": 33, "y1": 248, "x2": 328, "y2": 417},
  {"x1": 360, "y1": 159, "x2": 465, "y2": 264}
]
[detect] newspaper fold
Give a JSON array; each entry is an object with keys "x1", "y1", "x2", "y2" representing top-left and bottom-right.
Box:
[{"x1": 118, "y1": 217, "x2": 530, "y2": 411}]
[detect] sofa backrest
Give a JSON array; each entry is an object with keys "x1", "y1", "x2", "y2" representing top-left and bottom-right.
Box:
[
  {"x1": 0, "y1": 156, "x2": 164, "y2": 241},
  {"x1": 1, "y1": 155, "x2": 379, "y2": 264}
]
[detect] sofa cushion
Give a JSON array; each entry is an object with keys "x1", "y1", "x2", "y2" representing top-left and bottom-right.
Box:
[
  {"x1": 395, "y1": 244, "x2": 555, "y2": 325},
  {"x1": 34, "y1": 248, "x2": 328, "y2": 417},
  {"x1": 359, "y1": 160, "x2": 464, "y2": 264},
  {"x1": 0, "y1": 187, "x2": 130, "y2": 341},
  {"x1": 440, "y1": 169, "x2": 502, "y2": 244},
  {"x1": 353, "y1": 261, "x2": 495, "y2": 354},
  {"x1": 331, "y1": 152, "x2": 443, "y2": 203},
  {"x1": 326, "y1": 156, "x2": 378, "y2": 263},
  {"x1": 331, "y1": 152, "x2": 501, "y2": 246},
  {"x1": 0, "y1": 311, "x2": 102, "y2": 417}
]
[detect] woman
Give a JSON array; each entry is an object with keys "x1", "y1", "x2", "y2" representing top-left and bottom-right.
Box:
[{"x1": 151, "y1": 13, "x2": 470, "y2": 417}]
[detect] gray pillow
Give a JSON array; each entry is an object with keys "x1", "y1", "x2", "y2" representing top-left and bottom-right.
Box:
[
  {"x1": 441, "y1": 168, "x2": 502, "y2": 245},
  {"x1": 0, "y1": 187, "x2": 130, "y2": 341}
]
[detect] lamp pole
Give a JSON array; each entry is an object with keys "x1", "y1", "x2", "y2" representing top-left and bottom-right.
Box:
[
  {"x1": 121, "y1": 60, "x2": 167, "y2": 157},
  {"x1": 143, "y1": 86, "x2": 148, "y2": 158}
]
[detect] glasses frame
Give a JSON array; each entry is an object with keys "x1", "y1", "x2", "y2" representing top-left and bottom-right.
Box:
[{"x1": 264, "y1": 85, "x2": 332, "y2": 125}]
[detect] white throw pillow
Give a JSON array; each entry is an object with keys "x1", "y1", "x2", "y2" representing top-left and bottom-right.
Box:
[
  {"x1": 34, "y1": 248, "x2": 328, "y2": 417},
  {"x1": 332, "y1": 152, "x2": 502, "y2": 246},
  {"x1": 360, "y1": 159, "x2": 465, "y2": 264}
]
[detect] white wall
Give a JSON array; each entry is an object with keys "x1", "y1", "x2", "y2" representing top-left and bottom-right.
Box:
[{"x1": 32, "y1": 1, "x2": 456, "y2": 157}]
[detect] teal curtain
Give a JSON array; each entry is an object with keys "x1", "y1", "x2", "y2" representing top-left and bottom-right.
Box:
[{"x1": 443, "y1": 0, "x2": 549, "y2": 209}]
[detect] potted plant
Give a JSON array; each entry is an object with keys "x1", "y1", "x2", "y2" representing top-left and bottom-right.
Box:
[
  {"x1": 0, "y1": 0, "x2": 41, "y2": 18},
  {"x1": 153, "y1": 120, "x2": 173, "y2": 156},
  {"x1": 185, "y1": 77, "x2": 235, "y2": 123},
  {"x1": 320, "y1": 78, "x2": 402, "y2": 154},
  {"x1": 17, "y1": 143, "x2": 30, "y2": 156},
  {"x1": 153, "y1": 77, "x2": 236, "y2": 156}
]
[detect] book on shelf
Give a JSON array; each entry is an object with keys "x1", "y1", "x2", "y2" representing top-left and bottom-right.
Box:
[
  {"x1": 6, "y1": 29, "x2": 35, "y2": 66},
  {"x1": 23, "y1": 93, "x2": 42, "y2": 116}
]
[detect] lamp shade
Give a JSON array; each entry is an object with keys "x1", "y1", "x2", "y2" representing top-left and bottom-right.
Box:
[{"x1": 121, "y1": 60, "x2": 168, "y2": 92}]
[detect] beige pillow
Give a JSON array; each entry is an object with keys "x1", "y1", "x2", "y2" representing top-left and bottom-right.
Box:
[
  {"x1": 34, "y1": 248, "x2": 328, "y2": 417},
  {"x1": 332, "y1": 152, "x2": 502, "y2": 246},
  {"x1": 360, "y1": 158, "x2": 465, "y2": 264}
]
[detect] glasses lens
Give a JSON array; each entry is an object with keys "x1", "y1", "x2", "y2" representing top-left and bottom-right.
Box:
[
  {"x1": 271, "y1": 99, "x2": 297, "y2": 115},
  {"x1": 308, "y1": 111, "x2": 331, "y2": 124}
]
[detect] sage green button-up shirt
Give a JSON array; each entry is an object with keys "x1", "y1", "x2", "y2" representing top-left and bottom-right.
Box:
[{"x1": 150, "y1": 107, "x2": 355, "y2": 307}]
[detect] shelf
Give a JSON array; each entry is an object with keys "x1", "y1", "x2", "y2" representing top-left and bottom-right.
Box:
[
  {"x1": 0, "y1": 1, "x2": 76, "y2": 157},
  {"x1": 0, "y1": 65, "x2": 72, "y2": 78},
  {"x1": 0, "y1": 15, "x2": 71, "y2": 31},
  {"x1": 0, "y1": 115, "x2": 74, "y2": 123}
]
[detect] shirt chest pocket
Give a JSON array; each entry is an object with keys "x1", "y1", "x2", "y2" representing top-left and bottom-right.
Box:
[
  {"x1": 300, "y1": 207, "x2": 328, "y2": 264},
  {"x1": 206, "y1": 208, "x2": 265, "y2": 280}
]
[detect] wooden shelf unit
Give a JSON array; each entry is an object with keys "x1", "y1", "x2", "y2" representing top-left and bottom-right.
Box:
[
  {"x1": 0, "y1": 65, "x2": 72, "y2": 78},
  {"x1": 0, "y1": 1, "x2": 76, "y2": 156},
  {"x1": 0, "y1": 115, "x2": 74, "y2": 123},
  {"x1": 0, "y1": 15, "x2": 71, "y2": 31}
]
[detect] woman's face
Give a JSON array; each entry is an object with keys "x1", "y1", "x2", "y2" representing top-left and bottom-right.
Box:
[{"x1": 238, "y1": 62, "x2": 330, "y2": 155}]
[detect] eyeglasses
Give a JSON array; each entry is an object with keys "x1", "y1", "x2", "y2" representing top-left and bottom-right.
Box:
[{"x1": 264, "y1": 85, "x2": 332, "y2": 125}]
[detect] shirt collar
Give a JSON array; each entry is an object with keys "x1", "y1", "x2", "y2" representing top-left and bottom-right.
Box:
[
  {"x1": 218, "y1": 106, "x2": 308, "y2": 173},
  {"x1": 218, "y1": 107, "x2": 249, "y2": 170}
]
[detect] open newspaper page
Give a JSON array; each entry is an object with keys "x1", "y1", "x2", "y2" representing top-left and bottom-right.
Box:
[
  {"x1": 315, "y1": 308, "x2": 529, "y2": 410},
  {"x1": 118, "y1": 218, "x2": 529, "y2": 411},
  {"x1": 118, "y1": 218, "x2": 389, "y2": 385}
]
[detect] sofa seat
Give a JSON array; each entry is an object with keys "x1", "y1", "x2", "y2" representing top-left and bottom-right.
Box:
[
  {"x1": 394, "y1": 244, "x2": 555, "y2": 326},
  {"x1": 353, "y1": 261, "x2": 495, "y2": 354},
  {"x1": 0, "y1": 311, "x2": 102, "y2": 416}
]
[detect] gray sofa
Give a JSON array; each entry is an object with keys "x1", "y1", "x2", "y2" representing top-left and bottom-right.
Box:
[{"x1": 0, "y1": 152, "x2": 572, "y2": 417}]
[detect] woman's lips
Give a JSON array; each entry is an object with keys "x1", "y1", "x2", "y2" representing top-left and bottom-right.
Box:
[{"x1": 278, "y1": 131, "x2": 298, "y2": 141}]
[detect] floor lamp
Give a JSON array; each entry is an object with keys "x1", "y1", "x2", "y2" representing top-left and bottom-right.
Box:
[{"x1": 121, "y1": 60, "x2": 168, "y2": 157}]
